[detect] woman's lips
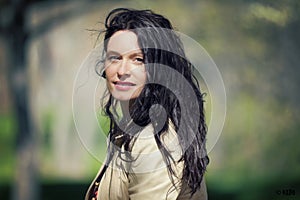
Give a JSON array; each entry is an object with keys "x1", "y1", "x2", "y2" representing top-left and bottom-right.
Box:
[{"x1": 113, "y1": 81, "x2": 136, "y2": 91}]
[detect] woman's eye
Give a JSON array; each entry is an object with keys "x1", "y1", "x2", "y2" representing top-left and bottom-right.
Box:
[{"x1": 134, "y1": 57, "x2": 144, "y2": 64}]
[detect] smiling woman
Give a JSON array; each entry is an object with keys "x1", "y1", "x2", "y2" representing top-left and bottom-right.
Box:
[
  {"x1": 85, "y1": 8, "x2": 209, "y2": 200},
  {"x1": 104, "y1": 30, "x2": 146, "y2": 101}
]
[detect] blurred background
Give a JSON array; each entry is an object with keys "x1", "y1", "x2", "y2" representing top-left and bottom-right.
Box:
[{"x1": 0, "y1": 0, "x2": 299, "y2": 200}]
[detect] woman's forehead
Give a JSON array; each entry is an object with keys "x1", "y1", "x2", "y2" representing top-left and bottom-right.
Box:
[{"x1": 107, "y1": 30, "x2": 141, "y2": 55}]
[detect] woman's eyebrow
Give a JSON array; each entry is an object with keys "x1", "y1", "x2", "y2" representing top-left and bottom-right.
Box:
[
  {"x1": 130, "y1": 52, "x2": 143, "y2": 57},
  {"x1": 106, "y1": 50, "x2": 121, "y2": 56}
]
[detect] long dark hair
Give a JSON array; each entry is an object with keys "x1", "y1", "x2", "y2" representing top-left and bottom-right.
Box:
[{"x1": 100, "y1": 8, "x2": 209, "y2": 196}]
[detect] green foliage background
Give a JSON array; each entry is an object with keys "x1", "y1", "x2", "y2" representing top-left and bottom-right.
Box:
[{"x1": 1, "y1": 0, "x2": 300, "y2": 199}]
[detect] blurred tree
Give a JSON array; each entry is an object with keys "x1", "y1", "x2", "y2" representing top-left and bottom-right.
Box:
[{"x1": 0, "y1": 1, "x2": 101, "y2": 200}]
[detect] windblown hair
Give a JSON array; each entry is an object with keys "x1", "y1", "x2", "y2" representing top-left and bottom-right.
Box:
[{"x1": 99, "y1": 8, "x2": 209, "y2": 197}]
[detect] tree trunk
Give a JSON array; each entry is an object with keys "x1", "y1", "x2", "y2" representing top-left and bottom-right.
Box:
[{"x1": 5, "y1": 7, "x2": 40, "y2": 200}]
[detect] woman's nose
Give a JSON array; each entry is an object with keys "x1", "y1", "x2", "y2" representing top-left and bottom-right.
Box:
[{"x1": 117, "y1": 59, "x2": 130, "y2": 77}]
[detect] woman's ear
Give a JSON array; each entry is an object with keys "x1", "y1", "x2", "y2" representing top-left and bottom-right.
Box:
[{"x1": 102, "y1": 71, "x2": 106, "y2": 78}]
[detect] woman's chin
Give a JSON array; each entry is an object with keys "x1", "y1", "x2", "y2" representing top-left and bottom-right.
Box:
[
  {"x1": 111, "y1": 92, "x2": 139, "y2": 101},
  {"x1": 110, "y1": 88, "x2": 143, "y2": 101}
]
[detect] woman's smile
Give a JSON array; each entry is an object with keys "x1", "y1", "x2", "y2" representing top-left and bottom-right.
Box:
[{"x1": 114, "y1": 81, "x2": 137, "y2": 91}]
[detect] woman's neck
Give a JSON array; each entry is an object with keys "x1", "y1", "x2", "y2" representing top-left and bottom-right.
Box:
[{"x1": 120, "y1": 99, "x2": 135, "y2": 121}]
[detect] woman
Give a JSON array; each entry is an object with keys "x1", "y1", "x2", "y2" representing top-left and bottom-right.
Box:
[{"x1": 86, "y1": 8, "x2": 209, "y2": 200}]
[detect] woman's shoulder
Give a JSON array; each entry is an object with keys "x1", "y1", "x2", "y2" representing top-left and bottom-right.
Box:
[
  {"x1": 129, "y1": 123, "x2": 182, "y2": 173},
  {"x1": 132, "y1": 123, "x2": 181, "y2": 157}
]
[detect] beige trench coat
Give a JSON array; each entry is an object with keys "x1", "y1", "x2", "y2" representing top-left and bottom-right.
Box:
[{"x1": 85, "y1": 124, "x2": 207, "y2": 200}]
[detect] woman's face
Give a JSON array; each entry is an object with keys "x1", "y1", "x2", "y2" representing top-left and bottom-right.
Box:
[{"x1": 105, "y1": 30, "x2": 146, "y2": 101}]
